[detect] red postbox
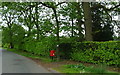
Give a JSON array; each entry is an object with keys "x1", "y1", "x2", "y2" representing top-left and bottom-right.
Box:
[{"x1": 50, "y1": 50, "x2": 55, "y2": 56}]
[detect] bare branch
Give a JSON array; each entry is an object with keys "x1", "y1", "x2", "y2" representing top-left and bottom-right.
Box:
[
  {"x1": 56, "y1": 2, "x2": 66, "y2": 6},
  {"x1": 39, "y1": 2, "x2": 53, "y2": 8},
  {"x1": 91, "y1": 3, "x2": 120, "y2": 11},
  {"x1": 108, "y1": 3, "x2": 120, "y2": 11}
]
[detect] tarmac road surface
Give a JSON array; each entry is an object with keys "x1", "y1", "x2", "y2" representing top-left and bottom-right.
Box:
[{"x1": 1, "y1": 49, "x2": 51, "y2": 73}]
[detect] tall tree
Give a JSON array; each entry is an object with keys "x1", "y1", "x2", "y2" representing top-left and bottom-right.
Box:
[
  {"x1": 39, "y1": 2, "x2": 66, "y2": 60},
  {"x1": 82, "y1": 2, "x2": 93, "y2": 41},
  {"x1": 2, "y1": 3, "x2": 17, "y2": 48},
  {"x1": 91, "y1": 2, "x2": 120, "y2": 41}
]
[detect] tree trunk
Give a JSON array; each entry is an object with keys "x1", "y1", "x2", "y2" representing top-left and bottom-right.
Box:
[
  {"x1": 27, "y1": 26, "x2": 31, "y2": 37},
  {"x1": 52, "y1": 8, "x2": 60, "y2": 61},
  {"x1": 53, "y1": 8, "x2": 60, "y2": 42},
  {"x1": 8, "y1": 23, "x2": 14, "y2": 49},
  {"x1": 82, "y1": 2, "x2": 93, "y2": 41},
  {"x1": 9, "y1": 30, "x2": 14, "y2": 49},
  {"x1": 9, "y1": 42, "x2": 14, "y2": 49},
  {"x1": 28, "y1": 3, "x2": 32, "y2": 37}
]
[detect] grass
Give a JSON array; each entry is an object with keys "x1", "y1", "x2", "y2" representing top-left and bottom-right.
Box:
[
  {"x1": 5, "y1": 48, "x2": 53, "y2": 63},
  {"x1": 53, "y1": 64, "x2": 120, "y2": 74}
]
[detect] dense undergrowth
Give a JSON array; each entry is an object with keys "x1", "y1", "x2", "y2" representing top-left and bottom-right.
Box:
[{"x1": 70, "y1": 41, "x2": 120, "y2": 67}]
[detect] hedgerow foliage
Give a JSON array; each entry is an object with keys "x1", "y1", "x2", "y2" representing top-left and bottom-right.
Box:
[
  {"x1": 23, "y1": 36, "x2": 57, "y2": 57},
  {"x1": 3, "y1": 37, "x2": 120, "y2": 67},
  {"x1": 71, "y1": 41, "x2": 120, "y2": 67}
]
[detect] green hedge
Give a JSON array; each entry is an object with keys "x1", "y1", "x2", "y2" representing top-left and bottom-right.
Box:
[
  {"x1": 3, "y1": 37, "x2": 120, "y2": 67},
  {"x1": 23, "y1": 36, "x2": 57, "y2": 57},
  {"x1": 71, "y1": 41, "x2": 120, "y2": 67}
]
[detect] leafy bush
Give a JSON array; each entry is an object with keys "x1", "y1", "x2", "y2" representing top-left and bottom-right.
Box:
[
  {"x1": 23, "y1": 36, "x2": 57, "y2": 57},
  {"x1": 71, "y1": 41, "x2": 120, "y2": 66},
  {"x1": 24, "y1": 40, "x2": 36, "y2": 53},
  {"x1": 3, "y1": 43, "x2": 9, "y2": 48},
  {"x1": 35, "y1": 36, "x2": 57, "y2": 56}
]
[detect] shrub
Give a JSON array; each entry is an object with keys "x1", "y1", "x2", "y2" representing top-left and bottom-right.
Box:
[
  {"x1": 35, "y1": 37, "x2": 57, "y2": 57},
  {"x1": 71, "y1": 41, "x2": 120, "y2": 66},
  {"x1": 3, "y1": 43, "x2": 9, "y2": 48},
  {"x1": 23, "y1": 36, "x2": 57, "y2": 57}
]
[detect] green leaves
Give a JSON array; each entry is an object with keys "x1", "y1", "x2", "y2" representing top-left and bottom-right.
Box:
[
  {"x1": 71, "y1": 41, "x2": 120, "y2": 66},
  {"x1": 2, "y1": 27, "x2": 11, "y2": 43},
  {"x1": 12, "y1": 24, "x2": 25, "y2": 44},
  {"x1": 23, "y1": 36, "x2": 57, "y2": 57}
]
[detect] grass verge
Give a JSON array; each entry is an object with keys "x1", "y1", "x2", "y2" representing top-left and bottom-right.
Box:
[{"x1": 53, "y1": 64, "x2": 120, "y2": 74}]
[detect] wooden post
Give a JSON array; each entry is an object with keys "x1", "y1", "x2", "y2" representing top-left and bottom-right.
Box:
[{"x1": 56, "y1": 44, "x2": 60, "y2": 61}]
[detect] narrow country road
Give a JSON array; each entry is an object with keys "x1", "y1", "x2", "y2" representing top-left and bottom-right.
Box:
[{"x1": 1, "y1": 49, "x2": 51, "y2": 73}]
